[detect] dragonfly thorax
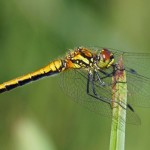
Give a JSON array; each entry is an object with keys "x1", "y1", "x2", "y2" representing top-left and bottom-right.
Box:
[
  {"x1": 65, "y1": 47, "x2": 95, "y2": 69},
  {"x1": 96, "y1": 48, "x2": 114, "y2": 69}
]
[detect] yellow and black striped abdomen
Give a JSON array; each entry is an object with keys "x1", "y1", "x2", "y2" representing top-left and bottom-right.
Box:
[
  {"x1": 0, "y1": 59, "x2": 66, "y2": 93},
  {"x1": 0, "y1": 47, "x2": 95, "y2": 94}
]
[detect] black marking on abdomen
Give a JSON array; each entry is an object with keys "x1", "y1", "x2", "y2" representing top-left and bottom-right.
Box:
[
  {"x1": 45, "y1": 70, "x2": 59, "y2": 76},
  {"x1": 31, "y1": 73, "x2": 45, "y2": 81},
  {"x1": 18, "y1": 78, "x2": 32, "y2": 86},
  {"x1": 0, "y1": 88, "x2": 7, "y2": 93},
  {"x1": 0, "y1": 59, "x2": 66, "y2": 94},
  {"x1": 5, "y1": 83, "x2": 18, "y2": 91}
]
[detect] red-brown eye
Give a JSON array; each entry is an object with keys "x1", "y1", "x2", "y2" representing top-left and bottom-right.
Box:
[
  {"x1": 101, "y1": 48, "x2": 112, "y2": 61},
  {"x1": 97, "y1": 48, "x2": 114, "y2": 69}
]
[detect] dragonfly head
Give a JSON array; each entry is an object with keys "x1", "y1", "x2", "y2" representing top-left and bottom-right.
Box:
[{"x1": 97, "y1": 48, "x2": 114, "y2": 69}]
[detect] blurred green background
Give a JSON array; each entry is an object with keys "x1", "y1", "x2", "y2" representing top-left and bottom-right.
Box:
[{"x1": 0, "y1": 0, "x2": 150, "y2": 150}]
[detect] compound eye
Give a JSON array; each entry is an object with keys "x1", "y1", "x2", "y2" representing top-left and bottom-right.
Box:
[
  {"x1": 97, "y1": 48, "x2": 114, "y2": 68},
  {"x1": 101, "y1": 48, "x2": 111, "y2": 61}
]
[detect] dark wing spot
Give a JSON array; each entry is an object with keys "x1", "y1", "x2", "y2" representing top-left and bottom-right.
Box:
[{"x1": 129, "y1": 68, "x2": 137, "y2": 74}]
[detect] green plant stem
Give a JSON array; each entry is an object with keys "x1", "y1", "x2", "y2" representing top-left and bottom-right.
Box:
[{"x1": 109, "y1": 56, "x2": 127, "y2": 150}]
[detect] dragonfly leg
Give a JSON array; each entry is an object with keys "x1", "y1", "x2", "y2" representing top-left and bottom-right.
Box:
[
  {"x1": 86, "y1": 71, "x2": 90, "y2": 94},
  {"x1": 99, "y1": 64, "x2": 125, "y2": 79},
  {"x1": 87, "y1": 70, "x2": 134, "y2": 112},
  {"x1": 94, "y1": 71, "x2": 106, "y2": 86},
  {"x1": 88, "y1": 71, "x2": 97, "y2": 96},
  {"x1": 86, "y1": 71, "x2": 111, "y2": 105},
  {"x1": 96, "y1": 70, "x2": 114, "y2": 87},
  {"x1": 98, "y1": 69, "x2": 113, "y2": 79}
]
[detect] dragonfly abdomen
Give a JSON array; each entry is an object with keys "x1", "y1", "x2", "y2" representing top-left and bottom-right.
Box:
[{"x1": 0, "y1": 59, "x2": 66, "y2": 93}]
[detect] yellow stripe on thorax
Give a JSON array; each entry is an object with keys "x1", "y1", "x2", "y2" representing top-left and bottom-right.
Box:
[{"x1": 66, "y1": 49, "x2": 93, "y2": 69}]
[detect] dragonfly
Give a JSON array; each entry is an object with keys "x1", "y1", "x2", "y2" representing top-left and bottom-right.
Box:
[{"x1": 0, "y1": 47, "x2": 150, "y2": 125}]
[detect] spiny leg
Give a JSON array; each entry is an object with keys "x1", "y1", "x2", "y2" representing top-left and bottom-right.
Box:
[
  {"x1": 87, "y1": 70, "x2": 134, "y2": 111},
  {"x1": 98, "y1": 64, "x2": 117, "y2": 79},
  {"x1": 87, "y1": 71, "x2": 97, "y2": 96},
  {"x1": 87, "y1": 70, "x2": 111, "y2": 105},
  {"x1": 94, "y1": 71, "x2": 106, "y2": 86},
  {"x1": 98, "y1": 64, "x2": 124, "y2": 80}
]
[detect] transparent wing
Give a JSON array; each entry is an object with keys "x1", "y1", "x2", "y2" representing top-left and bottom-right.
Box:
[
  {"x1": 58, "y1": 69, "x2": 140, "y2": 125},
  {"x1": 111, "y1": 49, "x2": 150, "y2": 107},
  {"x1": 59, "y1": 69, "x2": 112, "y2": 117},
  {"x1": 92, "y1": 47, "x2": 150, "y2": 107},
  {"x1": 112, "y1": 50, "x2": 150, "y2": 78}
]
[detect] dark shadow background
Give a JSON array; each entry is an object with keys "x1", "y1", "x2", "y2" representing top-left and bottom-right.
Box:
[{"x1": 0, "y1": 0, "x2": 150, "y2": 150}]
